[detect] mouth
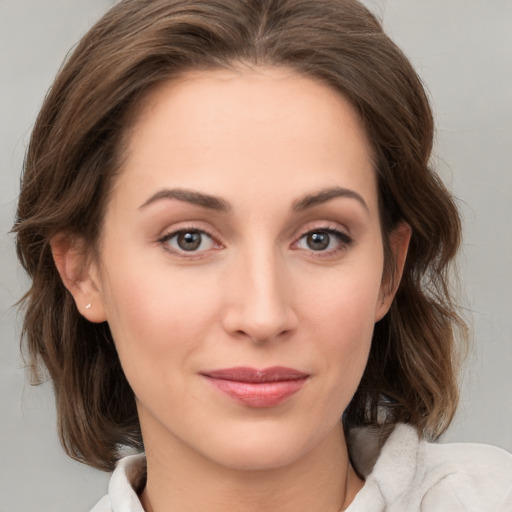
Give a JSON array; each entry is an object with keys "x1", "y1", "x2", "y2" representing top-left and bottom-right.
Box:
[{"x1": 200, "y1": 366, "x2": 309, "y2": 408}]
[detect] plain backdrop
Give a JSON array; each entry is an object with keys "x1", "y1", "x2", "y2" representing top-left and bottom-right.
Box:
[{"x1": 1, "y1": 1, "x2": 511, "y2": 511}]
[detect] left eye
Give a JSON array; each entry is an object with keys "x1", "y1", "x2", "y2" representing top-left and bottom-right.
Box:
[
  {"x1": 161, "y1": 230, "x2": 215, "y2": 252},
  {"x1": 296, "y1": 229, "x2": 351, "y2": 252}
]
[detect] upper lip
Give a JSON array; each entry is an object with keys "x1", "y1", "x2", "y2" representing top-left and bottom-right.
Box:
[{"x1": 201, "y1": 366, "x2": 309, "y2": 383}]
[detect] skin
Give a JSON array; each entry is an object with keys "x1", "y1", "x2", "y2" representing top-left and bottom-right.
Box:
[{"x1": 53, "y1": 66, "x2": 410, "y2": 512}]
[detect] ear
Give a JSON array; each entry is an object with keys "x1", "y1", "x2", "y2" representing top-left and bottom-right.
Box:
[
  {"x1": 375, "y1": 221, "x2": 411, "y2": 321},
  {"x1": 50, "y1": 233, "x2": 107, "y2": 323}
]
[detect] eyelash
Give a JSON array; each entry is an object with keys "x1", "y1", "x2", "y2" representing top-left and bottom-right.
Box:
[
  {"x1": 157, "y1": 226, "x2": 221, "y2": 257},
  {"x1": 293, "y1": 227, "x2": 353, "y2": 257},
  {"x1": 157, "y1": 225, "x2": 353, "y2": 257}
]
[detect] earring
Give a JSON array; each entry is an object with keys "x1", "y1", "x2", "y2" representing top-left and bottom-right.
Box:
[{"x1": 85, "y1": 303, "x2": 92, "y2": 309}]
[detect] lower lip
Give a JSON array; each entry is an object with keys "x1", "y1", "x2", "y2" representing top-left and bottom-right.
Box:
[{"x1": 204, "y1": 377, "x2": 307, "y2": 408}]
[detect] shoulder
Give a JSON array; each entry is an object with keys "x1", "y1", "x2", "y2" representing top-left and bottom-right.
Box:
[
  {"x1": 348, "y1": 423, "x2": 512, "y2": 511},
  {"x1": 420, "y1": 439, "x2": 512, "y2": 511},
  {"x1": 89, "y1": 454, "x2": 146, "y2": 512}
]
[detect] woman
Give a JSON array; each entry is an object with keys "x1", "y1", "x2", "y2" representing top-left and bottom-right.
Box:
[{"x1": 14, "y1": 0, "x2": 512, "y2": 510}]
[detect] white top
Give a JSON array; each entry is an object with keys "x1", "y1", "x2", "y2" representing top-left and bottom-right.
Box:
[{"x1": 90, "y1": 423, "x2": 512, "y2": 511}]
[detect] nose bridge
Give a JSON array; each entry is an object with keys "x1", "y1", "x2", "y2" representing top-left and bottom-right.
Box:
[{"x1": 223, "y1": 240, "x2": 296, "y2": 342}]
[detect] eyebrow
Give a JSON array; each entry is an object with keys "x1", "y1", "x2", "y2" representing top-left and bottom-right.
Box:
[
  {"x1": 139, "y1": 188, "x2": 232, "y2": 212},
  {"x1": 139, "y1": 186, "x2": 368, "y2": 214},
  {"x1": 292, "y1": 187, "x2": 369, "y2": 213}
]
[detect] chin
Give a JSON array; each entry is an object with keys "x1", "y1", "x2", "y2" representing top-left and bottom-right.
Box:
[
  {"x1": 211, "y1": 441, "x2": 310, "y2": 472},
  {"x1": 196, "y1": 418, "x2": 341, "y2": 472}
]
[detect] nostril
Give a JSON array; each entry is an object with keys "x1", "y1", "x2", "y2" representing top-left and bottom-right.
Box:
[{"x1": 234, "y1": 327, "x2": 293, "y2": 344}]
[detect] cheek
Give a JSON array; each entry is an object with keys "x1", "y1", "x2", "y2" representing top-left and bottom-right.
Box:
[
  {"x1": 99, "y1": 258, "x2": 221, "y2": 375},
  {"x1": 316, "y1": 293, "x2": 375, "y2": 376},
  {"x1": 300, "y1": 262, "x2": 382, "y2": 389},
  {"x1": 302, "y1": 257, "x2": 382, "y2": 337}
]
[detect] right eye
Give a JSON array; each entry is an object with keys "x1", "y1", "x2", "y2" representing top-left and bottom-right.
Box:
[{"x1": 159, "y1": 229, "x2": 216, "y2": 253}]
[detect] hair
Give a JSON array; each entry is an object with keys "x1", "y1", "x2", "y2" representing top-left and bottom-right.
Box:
[{"x1": 14, "y1": 0, "x2": 466, "y2": 471}]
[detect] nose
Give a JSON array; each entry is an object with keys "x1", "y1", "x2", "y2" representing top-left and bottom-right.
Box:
[{"x1": 221, "y1": 246, "x2": 298, "y2": 344}]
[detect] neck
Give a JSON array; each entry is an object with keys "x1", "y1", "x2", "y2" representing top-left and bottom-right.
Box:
[{"x1": 139, "y1": 421, "x2": 364, "y2": 512}]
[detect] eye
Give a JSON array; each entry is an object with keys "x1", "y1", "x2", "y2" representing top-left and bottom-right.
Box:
[
  {"x1": 159, "y1": 229, "x2": 216, "y2": 253},
  {"x1": 295, "y1": 229, "x2": 352, "y2": 253}
]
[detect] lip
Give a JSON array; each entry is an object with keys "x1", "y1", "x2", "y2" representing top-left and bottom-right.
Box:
[{"x1": 201, "y1": 366, "x2": 309, "y2": 408}]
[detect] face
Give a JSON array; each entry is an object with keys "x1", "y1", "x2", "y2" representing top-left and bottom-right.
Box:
[{"x1": 79, "y1": 67, "x2": 403, "y2": 470}]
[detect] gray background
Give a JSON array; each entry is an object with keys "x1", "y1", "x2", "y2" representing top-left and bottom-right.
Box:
[{"x1": 1, "y1": 1, "x2": 511, "y2": 511}]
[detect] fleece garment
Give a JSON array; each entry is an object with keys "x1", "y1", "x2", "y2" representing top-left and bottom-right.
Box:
[{"x1": 90, "y1": 423, "x2": 512, "y2": 511}]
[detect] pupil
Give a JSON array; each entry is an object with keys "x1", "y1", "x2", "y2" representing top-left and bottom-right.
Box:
[
  {"x1": 177, "y1": 232, "x2": 201, "y2": 251},
  {"x1": 307, "y1": 232, "x2": 330, "y2": 250}
]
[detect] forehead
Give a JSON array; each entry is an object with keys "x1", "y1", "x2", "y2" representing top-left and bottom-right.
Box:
[{"x1": 114, "y1": 66, "x2": 377, "y2": 214}]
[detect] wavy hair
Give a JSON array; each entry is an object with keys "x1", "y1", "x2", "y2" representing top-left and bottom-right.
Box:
[{"x1": 14, "y1": 0, "x2": 466, "y2": 471}]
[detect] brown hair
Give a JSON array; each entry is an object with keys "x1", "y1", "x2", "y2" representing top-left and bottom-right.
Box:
[{"x1": 14, "y1": 0, "x2": 466, "y2": 471}]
